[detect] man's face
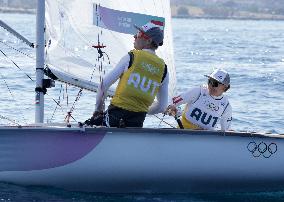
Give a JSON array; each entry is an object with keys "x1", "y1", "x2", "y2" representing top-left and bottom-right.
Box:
[
  {"x1": 208, "y1": 78, "x2": 227, "y2": 96},
  {"x1": 133, "y1": 30, "x2": 150, "y2": 50}
]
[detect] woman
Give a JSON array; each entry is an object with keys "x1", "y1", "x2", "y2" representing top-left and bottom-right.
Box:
[{"x1": 167, "y1": 69, "x2": 232, "y2": 131}]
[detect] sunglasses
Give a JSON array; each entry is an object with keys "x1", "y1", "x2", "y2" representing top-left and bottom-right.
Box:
[{"x1": 208, "y1": 78, "x2": 222, "y2": 87}]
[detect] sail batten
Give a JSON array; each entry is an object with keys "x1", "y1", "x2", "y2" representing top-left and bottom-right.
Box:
[{"x1": 46, "y1": 66, "x2": 115, "y2": 96}]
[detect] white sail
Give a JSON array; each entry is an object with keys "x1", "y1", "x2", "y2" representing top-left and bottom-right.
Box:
[{"x1": 45, "y1": 0, "x2": 176, "y2": 98}]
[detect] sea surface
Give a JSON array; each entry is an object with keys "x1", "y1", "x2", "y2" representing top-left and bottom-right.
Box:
[{"x1": 0, "y1": 13, "x2": 284, "y2": 201}]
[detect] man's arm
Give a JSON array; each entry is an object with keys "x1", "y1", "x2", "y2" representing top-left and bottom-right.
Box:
[
  {"x1": 95, "y1": 54, "x2": 130, "y2": 112},
  {"x1": 166, "y1": 86, "x2": 202, "y2": 115},
  {"x1": 148, "y1": 72, "x2": 169, "y2": 115},
  {"x1": 220, "y1": 104, "x2": 232, "y2": 131}
]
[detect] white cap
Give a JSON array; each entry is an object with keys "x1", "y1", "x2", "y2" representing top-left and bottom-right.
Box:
[
  {"x1": 134, "y1": 20, "x2": 164, "y2": 46},
  {"x1": 138, "y1": 20, "x2": 164, "y2": 32},
  {"x1": 205, "y1": 69, "x2": 230, "y2": 86}
]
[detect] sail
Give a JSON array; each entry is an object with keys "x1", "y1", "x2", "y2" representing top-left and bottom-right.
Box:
[{"x1": 45, "y1": 0, "x2": 176, "y2": 98}]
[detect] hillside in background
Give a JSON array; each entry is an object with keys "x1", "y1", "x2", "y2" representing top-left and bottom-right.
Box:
[
  {"x1": 1, "y1": 0, "x2": 284, "y2": 20},
  {"x1": 171, "y1": 0, "x2": 284, "y2": 20},
  {"x1": 0, "y1": 0, "x2": 36, "y2": 13}
]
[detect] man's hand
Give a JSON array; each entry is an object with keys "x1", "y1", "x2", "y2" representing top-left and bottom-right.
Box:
[
  {"x1": 93, "y1": 111, "x2": 103, "y2": 118},
  {"x1": 165, "y1": 104, "x2": 177, "y2": 116}
]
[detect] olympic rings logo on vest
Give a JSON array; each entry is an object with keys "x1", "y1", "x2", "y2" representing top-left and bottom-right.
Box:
[
  {"x1": 206, "y1": 102, "x2": 219, "y2": 111},
  {"x1": 247, "y1": 141, "x2": 277, "y2": 158}
]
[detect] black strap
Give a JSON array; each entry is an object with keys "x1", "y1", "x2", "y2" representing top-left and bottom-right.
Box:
[
  {"x1": 128, "y1": 52, "x2": 134, "y2": 69},
  {"x1": 175, "y1": 116, "x2": 184, "y2": 129},
  {"x1": 161, "y1": 64, "x2": 167, "y2": 83},
  {"x1": 221, "y1": 102, "x2": 230, "y2": 116}
]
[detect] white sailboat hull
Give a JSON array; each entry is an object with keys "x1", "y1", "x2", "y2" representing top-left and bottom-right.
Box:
[{"x1": 0, "y1": 127, "x2": 283, "y2": 193}]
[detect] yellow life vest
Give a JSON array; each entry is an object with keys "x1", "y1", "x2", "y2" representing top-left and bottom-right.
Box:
[
  {"x1": 111, "y1": 50, "x2": 165, "y2": 112},
  {"x1": 180, "y1": 104, "x2": 201, "y2": 130}
]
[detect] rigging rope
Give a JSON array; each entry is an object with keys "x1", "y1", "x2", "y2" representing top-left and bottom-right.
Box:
[
  {"x1": 0, "y1": 114, "x2": 22, "y2": 127},
  {"x1": 1, "y1": 28, "x2": 100, "y2": 123},
  {"x1": 157, "y1": 113, "x2": 166, "y2": 128},
  {"x1": 153, "y1": 114, "x2": 176, "y2": 128},
  {"x1": 0, "y1": 49, "x2": 34, "y2": 81},
  {"x1": 0, "y1": 1, "x2": 173, "y2": 127},
  {"x1": 0, "y1": 20, "x2": 34, "y2": 48},
  {"x1": 0, "y1": 71, "x2": 28, "y2": 124},
  {"x1": 0, "y1": 45, "x2": 74, "y2": 124},
  {"x1": 49, "y1": 84, "x2": 63, "y2": 121},
  {"x1": 0, "y1": 40, "x2": 35, "y2": 59},
  {"x1": 0, "y1": 28, "x2": 99, "y2": 123},
  {"x1": 68, "y1": 88, "x2": 82, "y2": 115}
]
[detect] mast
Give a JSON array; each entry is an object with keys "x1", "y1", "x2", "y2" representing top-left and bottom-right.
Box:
[{"x1": 35, "y1": 0, "x2": 45, "y2": 123}]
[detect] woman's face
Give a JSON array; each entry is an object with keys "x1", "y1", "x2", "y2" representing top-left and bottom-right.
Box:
[{"x1": 208, "y1": 78, "x2": 227, "y2": 96}]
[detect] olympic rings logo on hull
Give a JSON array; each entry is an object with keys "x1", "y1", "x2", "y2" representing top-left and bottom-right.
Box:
[{"x1": 247, "y1": 141, "x2": 277, "y2": 158}]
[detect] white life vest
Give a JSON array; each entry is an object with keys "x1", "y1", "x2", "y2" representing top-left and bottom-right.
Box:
[{"x1": 184, "y1": 86, "x2": 229, "y2": 130}]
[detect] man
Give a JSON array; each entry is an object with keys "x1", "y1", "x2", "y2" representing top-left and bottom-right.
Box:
[
  {"x1": 86, "y1": 21, "x2": 169, "y2": 127},
  {"x1": 167, "y1": 69, "x2": 232, "y2": 131}
]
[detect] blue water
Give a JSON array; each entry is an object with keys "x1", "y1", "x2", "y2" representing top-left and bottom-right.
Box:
[{"x1": 0, "y1": 13, "x2": 284, "y2": 201}]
